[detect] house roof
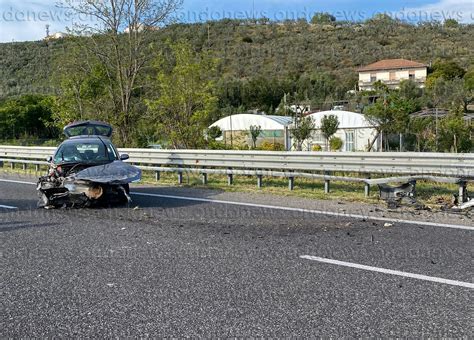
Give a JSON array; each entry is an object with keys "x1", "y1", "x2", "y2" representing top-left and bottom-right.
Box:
[{"x1": 358, "y1": 59, "x2": 427, "y2": 72}]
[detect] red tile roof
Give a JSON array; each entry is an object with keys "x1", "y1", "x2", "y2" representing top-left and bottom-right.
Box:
[{"x1": 358, "y1": 59, "x2": 427, "y2": 72}]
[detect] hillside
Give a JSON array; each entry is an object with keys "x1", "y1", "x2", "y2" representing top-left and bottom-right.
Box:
[{"x1": 1, "y1": 19, "x2": 473, "y2": 101}]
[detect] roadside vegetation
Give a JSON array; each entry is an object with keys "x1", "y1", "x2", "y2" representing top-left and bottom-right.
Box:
[{"x1": 0, "y1": 3, "x2": 472, "y2": 151}]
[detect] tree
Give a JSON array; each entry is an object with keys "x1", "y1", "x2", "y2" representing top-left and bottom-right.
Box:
[
  {"x1": 0, "y1": 95, "x2": 59, "y2": 141},
  {"x1": 208, "y1": 126, "x2": 222, "y2": 140},
  {"x1": 444, "y1": 19, "x2": 459, "y2": 28},
  {"x1": 146, "y1": 41, "x2": 218, "y2": 149},
  {"x1": 248, "y1": 125, "x2": 262, "y2": 149},
  {"x1": 58, "y1": 0, "x2": 182, "y2": 146},
  {"x1": 321, "y1": 114, "x2": 339, "y2": 151},
  {"x1": 427, "y1": 60, "x2": 466, "y2": 87},
  {"x1": 438, "y1": 111, "x2": 472, "y2": 153},
  {"x1": 311, "y1": 12, "x2": 336, "y2": 25},
  {"x1": 399, "y1": 80, "x2": 422, "y2": 100},
  {"x1": 291, "y1": 116, "x2": 315, "y2": 151},
  {"x1": 410, "y1": 117, "x2": 434, "y2": 152}
]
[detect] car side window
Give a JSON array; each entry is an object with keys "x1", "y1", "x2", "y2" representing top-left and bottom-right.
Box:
[{"x1": 106, "y1": 142, "x2": 118, "y2": 160}]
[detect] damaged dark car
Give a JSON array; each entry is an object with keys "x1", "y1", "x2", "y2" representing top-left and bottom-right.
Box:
[{"x1": 37, "y1": 121, "x2": 141, "y2": 208}]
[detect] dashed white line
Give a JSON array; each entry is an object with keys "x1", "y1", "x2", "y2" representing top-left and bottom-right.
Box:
[
  {"x1": 0, "y1": 204, "x2": 18, "y2": 209},
  {"x1": 300, "y1": 256, "x2": 474, "y2": 289},
  {"x1": 0, "y1": 178, "x2": 472, "y2": 231},
  {"x1": 131, "y1": 192, "x2": 474, "y2": 231}
]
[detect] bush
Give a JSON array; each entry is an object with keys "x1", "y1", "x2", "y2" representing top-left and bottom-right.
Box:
[
  {"x1": 312, "y1": 144, "x2": 323, "y2": 151},
  {"x1": 207, "y1": 140, "x2": 232, "y2": 150},
  {"x1": 329, "y1": 137, "x2": 343, "y2": 151},
  {"x1": 260, "y1": 141, "x2": 285, "y2": 151}
]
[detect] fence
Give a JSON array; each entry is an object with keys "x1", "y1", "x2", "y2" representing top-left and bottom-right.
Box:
[{"x1": 1, "y1": 146, "x2": 473, "y2": 199}]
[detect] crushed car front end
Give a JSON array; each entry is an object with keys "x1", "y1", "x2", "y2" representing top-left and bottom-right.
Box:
[{"x1": 37, "y1": 121, "x2": 141, "y2": 209}]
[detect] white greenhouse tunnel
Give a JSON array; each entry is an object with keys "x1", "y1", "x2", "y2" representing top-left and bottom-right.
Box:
[{"x1": 209, "y1": 111, "x2": 380, "y2": 151}]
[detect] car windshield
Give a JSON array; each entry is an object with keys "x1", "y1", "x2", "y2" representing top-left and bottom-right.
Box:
[{"x1": 54, "y1": 140, "x2": 118, "y2": 164}]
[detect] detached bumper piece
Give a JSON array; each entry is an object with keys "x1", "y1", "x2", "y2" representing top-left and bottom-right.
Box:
[
  {"x1": 378, "y1": 181, "x2": 419, "y2": 209},
  {"x1": 37, "y1": 162, "x2": 140, "y2": 209}
]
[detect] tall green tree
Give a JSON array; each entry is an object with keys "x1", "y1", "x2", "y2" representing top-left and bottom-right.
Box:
[
  {"x1": 321, "y1": 114, "x2": 339, "y2": 151},
  {"x1": 438, "y1": 111, "x2": 472, "y2": 153},
  {"x1": 0, "y1": 95, "x2": 58, "y2": 141},
  {"x1": 248, "y1": 125, "x2": 262, "y2": 149},
  {"x1": 291, "y1": 116, "x2": 315, "y2": 151},
  {"x1": 58, "y1": 0, "x2": 182, "y2": 146},
  {"x1": 146, "y1": 41, "x2": 218, "y2": 149}
]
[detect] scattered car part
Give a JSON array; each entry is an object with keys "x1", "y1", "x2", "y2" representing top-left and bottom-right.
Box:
[{"x1": 378, "y1": 181, "x2": 418, "y2": 209}]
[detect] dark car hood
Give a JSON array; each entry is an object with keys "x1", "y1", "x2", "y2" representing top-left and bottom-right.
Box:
[{"x1": 71, "y1": 161, "x2": 141, "y2": 185}]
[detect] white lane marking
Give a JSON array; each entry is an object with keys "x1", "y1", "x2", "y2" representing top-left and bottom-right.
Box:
[
  {"x1": 0, "y1": 178, "x2": 36, "y2": 185},
  {"x1": 131, "y1": 192, "x2": 474, "y2": 231},
  {"x1": 0, "y1": 204, "x2": 18, "y2": 209},
  {"x1": 0, "y1": 178, "x2": 472, "y2": 231},
  {"x1": 300, "y1": 256, "x2": 474, "y2": 289}
]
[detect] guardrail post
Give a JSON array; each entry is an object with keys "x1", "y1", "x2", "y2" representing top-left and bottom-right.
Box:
[
  {"x1": 324, "y1": 171, "x2": 330, "y2": 194},
  {"x1": 459, "y1": 181, "x2": 467, "y2": 203},
  {"x1": 0, "y1": 160, "x2": 3, "y2": 168},
  {"x1": 288, "y1": 171, "x2": 294, "y2": 191},
  {"x1": 22, "y1": 163, "x2": 27, "y2": 171},
  {"x1": 10, "y1": 162, "x2": 14, "y2": 170},
  {"x1": 227, "y1": 168, "x2": 233, "y2": 186},
  {"x1": 257, "y1": 174, "x2": 263, "y2": 188},
  {"x1": 364, "y1": 183, "x2": 370, "y2": 197},
  {"x1": 202, "y1": 172, "x2": 208, "y2": 185},
  {"x1": 364, "y1": 174, "x2": 371, "y2": 197},
  {"x1": 177, "y1": 168, "x2": 183, "y2": 185},
  {"x1": 155, "y1": 165, "x2": 161, "y2": 181},
  {"x1": 35, "y1": 164, "x2": 40, "y2": 175}
]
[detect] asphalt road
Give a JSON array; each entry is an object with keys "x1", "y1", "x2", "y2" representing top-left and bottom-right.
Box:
[{"x1": 1, "y1": 178, "x2": 473, "y2": 337}]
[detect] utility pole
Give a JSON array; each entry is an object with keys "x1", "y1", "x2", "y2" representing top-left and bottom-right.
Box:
[{"x1": 45, "y1": 24, "x2": 50, "y2": 38}]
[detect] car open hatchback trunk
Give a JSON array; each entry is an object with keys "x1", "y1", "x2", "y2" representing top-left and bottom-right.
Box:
[{"x1": 63, "y1": 121, "x2": 113, "y2": 138}]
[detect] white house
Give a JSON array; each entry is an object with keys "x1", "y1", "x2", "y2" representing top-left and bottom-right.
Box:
[
  {"x1": 209, "y1": 114, "x2": 293, "y2": 150},
  {"x1": 358, "y1": 59, "x2": 428, "y2": 91},
  {"x1": 301, "y1": 110, "x2": 379, "y2": 152},
  {"x1": 44, "y1": 32, "x2": 68, "y2": 40}
]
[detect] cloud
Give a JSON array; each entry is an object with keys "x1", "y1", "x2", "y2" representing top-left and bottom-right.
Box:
[{"x1": 399, "y1": 0, "x2": 473, "y2": 23}]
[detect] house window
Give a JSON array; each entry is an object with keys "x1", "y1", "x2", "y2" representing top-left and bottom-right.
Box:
[
  {"x1": 345, "y1": 130, "x2": 355, "y2": 151},
  {"x1": 409, "y1": 71, "x2": 415, "y2": 80},
  {"x1": 370, "y1": 74, "x2": 377, "y2": 82}
]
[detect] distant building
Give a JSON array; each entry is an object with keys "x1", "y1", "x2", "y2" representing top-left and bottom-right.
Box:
[
  {"x1": 44, "y1": 32, "x2": 68, "y2": 40},
  {"x1": 358, "y1": 59, "x2": 427, "y2": 91},
  {"x1": 300, "y1": 110, "x2": 380, "y2": 151},
  {"x1": 209, "y1": 114, "x2": 293, "y2": 150}
]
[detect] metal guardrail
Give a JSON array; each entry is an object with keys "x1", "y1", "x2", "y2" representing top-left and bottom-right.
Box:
[{"x1": 0, "y1": 145, "x2": 472, "y2": 198}]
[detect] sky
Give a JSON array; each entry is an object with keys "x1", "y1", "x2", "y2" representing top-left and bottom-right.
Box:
[{"x1": 0, "y1": 0, "x2": 473, "y2": 43}]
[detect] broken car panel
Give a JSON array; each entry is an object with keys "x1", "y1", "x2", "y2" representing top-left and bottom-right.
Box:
[{"x1": 37, "y1": 121, "x2": 141, "y2": 208}]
